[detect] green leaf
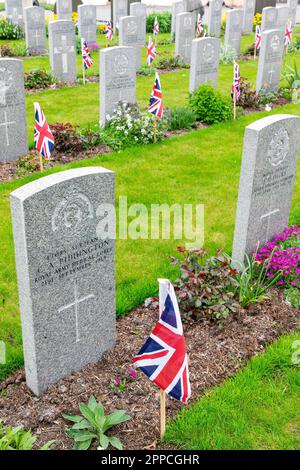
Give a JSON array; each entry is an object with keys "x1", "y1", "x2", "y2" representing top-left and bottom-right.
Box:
[
  {"x1": 72, "y1": 419, "x2": 93, "y2": 430},
  {"x1": 79, "y1": 403, "x2": 97, "y2": 428},
  {"x1": 62, "y1": 413, "x2": 83, "y2": 423},
  {"x1": 104, "y1": 410, "x2": 131, "y2": 431},
  {"x1": 40, "y1": 440, "x2": 55, "y2": 450},
  {"x1": 73, "y1": 431, "x2": 97, "y2": 442},
  {"x1": 75, "y1": 439, "x2": 93, "y2": 450},
  {"x1": 87, "y1": 395, "x2": 98, "y2": 412},
  {"x1": 95, "y1": 407, "x2": 106, "y2": 430},
  {"x1": 109, "y1": 436, "x2": 123, "y2": 450},
  {"x1": 99, "y1": 433, "x2": 109, "y2": 449}
]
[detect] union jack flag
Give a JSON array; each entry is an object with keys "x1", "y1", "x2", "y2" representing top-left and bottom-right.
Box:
[
  {"x1": 147, "y1": 36, "x2": 157, "y2": 65},
  {"x1": 255, "y1": 25, "x2": 262, "y2": 50},
  {"x1": 34, "y1": 102, "x2": 54, "y2": 160},
  {"x1": 148, "y1": 72, "x2": 164, "y2": 119},
  {"x1": 153, "y1": 16, "x2": 159, "y2": 36},
  {"x1": 284, "y1": 21, "x2": 293, "y2": 46},
  {"x1": 132, "y1": 279, "x2": 191, "y2": 403},
  {"x1": 196, "y1": 13, "x2": 203, "y2": 36},
  {"x1": 81, "y1": 39, "x2": 93, "y2": 70},
  {"x1": 231, "y1": 61, "x2": 241, "y2": 102},
  {"x1": 106, "y1": 21, "x2": 113, "y2": 40}
]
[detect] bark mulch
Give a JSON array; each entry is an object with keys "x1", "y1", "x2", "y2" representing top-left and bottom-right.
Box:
[{"x1": 0, "y1": 289, "x2": 299, "y2": 450}]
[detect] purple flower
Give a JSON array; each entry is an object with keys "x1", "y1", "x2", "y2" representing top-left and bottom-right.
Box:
[{"x1": 128, "y1": 369, "x2": 137, "y2": 379}]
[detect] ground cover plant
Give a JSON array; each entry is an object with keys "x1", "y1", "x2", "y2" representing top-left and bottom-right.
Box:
[{"x1": 0, "y1": 420, "x2": 54, "y2": 450}]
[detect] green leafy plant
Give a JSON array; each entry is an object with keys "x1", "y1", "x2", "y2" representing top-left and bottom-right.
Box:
[
  {"x1": 234, "y1": 254, "x2": 281, "y2": 309},
  {"x1": 24, "y1": 69, "x2": 55, "y2": 90},
  {"x1": 146, "y1": 12, "x2": 171, "y2": 33},
  {"x1": 0, "y1": 42, "x2": 27, "y2": 57},
  {"x1": 16, "y1": 153, "x2": 40, "y2": 177},
  {"x1": 257, "y1": 88, "x2": 278, "y2": 105},
  {"x1": 189, "y1": 84, "x2": 232, "y2": 124},
  {"x1": 157, "y1": 53, "x2": 189, "y2": 70},
  {"x1": 63, "y1": 395, "x2": 131, "y2": 450},
  {"x1": 285, "y1": 287, "x2": 300, "y2": 309},
  {"x1": 50, "y1": 122, "x2": 84, "y2": 153},
  {"x1": 238, "y1": 77, "x2": 259, "y2": 109},
  {"x1": 137, "y1": 65, "x2": 155, "y2": 77},
  {"x1": 169, "y1": 106, "x2": 197, "y2": 131},
  {"x1": 219, "y1": 44, "x2": 237, "y2": 64},
  {"x1": 282, "y1": 62, "x2": 300, "y2": 89},
  {"x1": 0, "y1": 420, "x2": 54, "y2": 450},
  {"x1": 79, "y1": 124, "x2": 105, "y2": 148},
  {"x1": 0, "y1": 17, "x2": 24, "y2": 40}
]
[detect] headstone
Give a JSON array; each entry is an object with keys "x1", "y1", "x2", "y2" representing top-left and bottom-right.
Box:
[
  {"x1": 49, "y1": 20, "x2": 76, "y2": 83},
  {"x1": 255, "y1": 0, "x2": 276, "y2": 15},
  {"x1": 129, "y1": 2, "x2": 146, "y2": 45},
  {"x1": 287, "y1": 0, "x2": 298, "y2": 28},
  {"x1": 224, "y1": 9, "x2": 243, "y2": 56},
  {"x1": 232, "y1": 114, "x2": 300, "y2": 267},
  {"x1": 100, "y1": 46, "x2": 136, "y2": 126},
  {"x1": 242, "y1": 0, "x2": 255, "y2": 34},
  {"x1": 256, "y1": 29, "x2": 284, "y2": 93},
  {"x1": 276, "y1": 6, "x2": 289, "y2": 30},
  {"x1": 0, "y1": 59, "x2": 28, "y2": 163},
  {"x1": 207, "y1": 0, "x2": 223, "y2": 38},
  {"x1": 56, "y1": 0, "x2": 72, "y2": 21},
  {"x1": 10, "y1": 167, "x2": 116, "y2": 396},
  {"x1": 119, "y1": 16, "x2": 141, "y2": 71},
  {"x1": 5, "y1": 0, "x2": 24, "y2": 27},
  {"x1": 78, "y1": 4, "x2": 97, "y2": 44},
  {"x1": 189, "y1": 37, "x2": 220, "y2": 92},
  {"x1": 171, "y1": 0, "x2": 188, "y2": 40},
  {"x1": 113, "y1": 0, "x2": 128, "y2": 32},
  {"x1": 24, "y1": 6, "x2": 47, "y2": 54},
  {"x1": 261, "y1": 6, "x2": 278, "y2": 31},
  {"x1": 175, "y1": 12, "x2": 194, "y2": 65}
]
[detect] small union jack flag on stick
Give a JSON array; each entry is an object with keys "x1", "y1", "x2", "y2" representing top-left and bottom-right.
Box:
[
  {"x1": 133, "y1": 279, "x2": 191, "y2": 438},
  {"x1": 284, "y1": 21, "x2": 293, "y2": 48},
  {"x1": 81, "y1": 39, "x2": 93, "y2": 84},
  {"x1": 106, "y1": 21, "x2": 113, "y2": 41},
  {"x1": 148, "y1": 71, "x2": 164, "y2": 143},
  {"x1": 254, "y1": 25, "x2": 262, "y2": 58},
  {"x1": 34, "y1": 102, "x2": 54, "y2": 171},
  {"x1": 153, "y1": 16, "x2": 159, "y2": 38},
  {"x1": 147, "y1": 36, "x2": 157, "y2": 66},
  {"x1": 231, "y1": 62, "x2": 240, "y2": 120},
  {"x1": 196, "y1": 13, "x2": 203, "y2": 37}
]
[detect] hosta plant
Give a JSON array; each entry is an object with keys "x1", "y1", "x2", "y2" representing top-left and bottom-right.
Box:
[{"x1": 63, "y1": 395, "x2": 131, "y2": 450}]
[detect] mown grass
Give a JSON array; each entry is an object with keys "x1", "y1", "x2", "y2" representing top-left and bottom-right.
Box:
[
  {"x1": 164, "y1": 332, "x2": 300, "y2": 450},
  {"x1": 1, "y1": 103, "x2": 300, "y2": 380}
]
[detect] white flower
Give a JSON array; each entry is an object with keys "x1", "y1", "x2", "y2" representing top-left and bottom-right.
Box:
[{"x1": 265, "y1": 104, "x2": 272, "y2": 112}]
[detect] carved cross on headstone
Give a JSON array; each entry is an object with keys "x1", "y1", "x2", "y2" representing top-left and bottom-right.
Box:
[
  {"x1": 260, "y1": 209, "x2": 280, "y2": 244},
  {"x1": 0, "y1": 111, "x2": 16, "y2": 146},
  {"x1": 54, "y1": 34, "x2": 75, "y2": 74}
]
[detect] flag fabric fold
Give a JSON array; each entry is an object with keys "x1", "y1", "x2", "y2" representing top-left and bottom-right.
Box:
[
  {"x1": 148, "y1": 72, "x2": 164, "y2": 119},
  {"x1": 106, "y1": 21, "x2": 113, "y2": 41},
  {"x1": 153, "y1": 16, "x2": 159, "y2": 36},
  {"x1": 231, "y1": 62, "x2": 241, "y2": 102},
  {"x1": 255, "y1": 25, "x2": 262, "y2": 50},
  {"x1": 81, "y1": 39, "x2": 93, "y2": 70},
  {"x1": 284, "y1": 21, "x2": 293, "y2": 46},
  {"x1": 34, "y1": 102, "x2": 54, "y2": 160},
  {"x1": 146, "y1": 35, "x2": 157, "y2": 65}
]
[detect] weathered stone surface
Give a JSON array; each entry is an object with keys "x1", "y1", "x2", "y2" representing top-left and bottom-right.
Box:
[
  {"x1": 10, "y1": 167, "x2": 116, "y2": 396},
  {"x1": 129, "y1": 2, "x2": 146, "y2": 45},
  {"x1": 261, "y1": 6, "x2": 278, "y2": 31},
  {"x1": 100, "y1": 46, "x2": 136, "y2": 126},
  {"x1": 113, "y1": 0, "x2": 128, "y2": 32},
  {"x1": 78, "y1": 4, "x2": 97, "y2": 44},
  {"x1": 256, "y1": 28, "x2": 284, "y2": 93},
  {"x1": 175, "y1": 12, "x2": 194, "y2": 65},
  {"x1": 0, "y1": 58, "x2": 28, "y2": 163},
  {"x1": 49, "y1": 20, "x2": 76, "y2": 83},
  {"x1": 56, "y1": 0, "x2": 72, "y2": 21},
  {"x1": 189, "y1": 37, "x2": 220, "y2": 92},
  {"x1": 224, "y1": 9, "x2": 243, "y2": 55},
  {"x1": 119, "y1": 15, "x2": 142, "y2": 71},
  {"x1": 276, "y1": 5, "x2": 289, "y2": 30},
  {"x1": 287, "y1": 0, "x2": 298, "y2": 28},
  {"x1": 5, "y1": 0, "x2": 24, "y2": 27},
  {"x1": 243, "y1": 0, "x2": 256, "y2": 34},
  {"x1": 207, "y1": 0, "x2": 223, "y2": 38},
  {"x1": 171, "y1": 0, "x2": 188, "y2": 39},
  {"x1": 24, "y1": 6, "x2": 47, "y2": 54},
  {"x1": 232, "y1": 114, "x2": 300, "y2": 267}
]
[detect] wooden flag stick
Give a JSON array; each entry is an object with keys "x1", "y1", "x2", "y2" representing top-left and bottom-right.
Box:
[
  {"x1": 39, "y1": 152, "x2": 43, "y2": 172},
  {"x1": 82, "y1": 62, "x2": 86, "y2": 85},
  {"x1": 233, "y1": 86, "x2": 237, "y2": 121},
  {"x1": 160, "y1": 389, "x2": 166, "y2": 439},
  {"x1": 153, "y1": 116, "x2": 157, "y2": 143}
]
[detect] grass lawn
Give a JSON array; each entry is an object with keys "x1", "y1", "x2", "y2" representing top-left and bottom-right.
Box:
[
  {"x1": 164, "y1": 332, "x2": 300, "y2": 450},
  {"x1": 1, "y1": 103, "x2": 300, "y2": 380}
]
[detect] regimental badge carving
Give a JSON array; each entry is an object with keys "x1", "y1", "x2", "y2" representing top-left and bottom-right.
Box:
[
  {"x1": 52, "y1": 191, "x2": 94, "y2": 236},
  {"x1": 213, "y1": 0, "x2": 222, "y2": 11},
  {"x1": 127, "y1": 20, "x2": 137, "y2": 35},
  {"x1": 113, "y1": 53, "x2": 129, "y2": 76},
  {"x1": 203, "y1": 43, "x2": 215, "y2": 63},
  {"x1": 183, "y1": 17, "x2": 192, "y2": 28},
  {"x1": 270, "y1": 33, "x2": 281, "y2": 51},
  {"x1": 31, "y1": 9, "x2": 42, "y2": 23},
  {"x1": 0, "y1": 67, "x2": 13, "y2": 105},
  {"x1": 267, "y1": 128, "x2": 290, "y2": 167}
]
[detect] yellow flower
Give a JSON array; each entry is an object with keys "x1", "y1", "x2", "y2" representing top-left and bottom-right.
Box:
[
  {"x1": 72, "y1": 12, "x2": 78, "y2": 23},
  {"x1": 253, "y1": 13, "x2": 262, "y2": 26}
]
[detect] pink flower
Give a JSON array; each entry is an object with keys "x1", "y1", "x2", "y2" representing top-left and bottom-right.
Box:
[{"x1": 128, "y1": 369, "x2": 137, "y2": 379}]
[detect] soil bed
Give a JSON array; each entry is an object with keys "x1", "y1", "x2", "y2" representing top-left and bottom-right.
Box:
[{"x1": 0, "y1": 289, "x2": 299, "y2": 450}]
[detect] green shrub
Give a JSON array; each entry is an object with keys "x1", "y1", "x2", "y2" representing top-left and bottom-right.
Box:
[
  {"x1": 0, "y1": 420, "x2": 54, "y2": 450},
  {"x1": 238, "y1": 78, "x2": 259, "y2": 109},
  {"x1": 157, "y1": 53, "x2": 189, "y2": 70},
  {"x1": 285, "y1": 287, "x2": 300, "y2": 309},
  {"x1": 169, "y1": 107, "x2": 197, "y2": 131},
  {"x1": 0, "y1": 43, "x2": 27, "y2": 57},
  {"x1": 146, "y1": 12, "x2": 171, "y2": 34},
  {"x1": 219, "y1": 44, "x2": 237, "y2": 64},
  {"x1": 50, "y1": 122, "x2": 84, "y2": 153},
  {"x1": 0, "y1": 18, "x2": 24, "y2": 40},
  {"x1": 24, "y1": 69, "x2": 55, "y2": 90},
  {"x1": 282, "y1": 62, "x2": 300, "y2": 89},
  {"x1": 63, "y1": 395, "x2": 131, "y2": 450},
  {"x1": 189, "y1": 84, "x2": 232, "y2": 124}
]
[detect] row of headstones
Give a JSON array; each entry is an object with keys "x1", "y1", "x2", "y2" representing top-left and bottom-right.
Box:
[
  {"x1": 5, "y1": 0, "x2": 76, "y2": 28},
  {"x1": 8, "y1": 111, "x2": 300, "y2": 396}
]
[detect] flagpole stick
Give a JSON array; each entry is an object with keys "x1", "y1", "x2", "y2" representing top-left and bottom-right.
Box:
[
  {"x1": 82, "y1": 62, "x2": 86, "y2": 85},
  {"x1": 233, "y1": 87, "x2": 236, "y2": 121},
  {"x1": 153, "y1": 116, "x2": 157, "y2": 143},
  {"x1": 160, "y1": 389, "x2": 166, "y2": 439},
  {"x1": 39, "y1": 152, "x2": 43, "y2": 172}
]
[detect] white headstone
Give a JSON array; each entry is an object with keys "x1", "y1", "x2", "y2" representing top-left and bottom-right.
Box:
[
  {"x1": 49, "y1": 20, "x2": 77, "y2": 83},
  {"x1": 78, "y1": 4, "x2": 97, "y2": 44},
  {"x1": 224, "y1": 9, "x2": 243, "y2": 56},
  {"x1": 119, "y1": 16, "x2": 142, "y2": 71},
  {"x1": 243, "y1": 0, "x2": 255, "y2": 34},
  {"x1": 207, "y1": 0, "x2": 223, "y2": 38},
  {"x1": 175, "y1": 12, "x2": 194, "y2": 65},
  {"x1": 189, "y1": 37, "x2": 220, "y2": 92},
  {"x1": 57, "y1": 0, "x2": 72, "y2": 21},
  {"x1": 256, "y1": 29, "x2": 285, "y2": 94},
  {"x1": 24, "y1": 6, "x2": 47, "y2": 54}
]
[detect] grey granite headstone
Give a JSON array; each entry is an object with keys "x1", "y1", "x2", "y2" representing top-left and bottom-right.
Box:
[
  {"x1": 207, "y1": 0, "x2": 223, "y2": 38},
  {"x1": 5, "y1": 0, "x2": 24, "y2": 27},
  {"x1": 261, "y1": 6, "x2": 278, "y2": 31},
  {"x1": 256, "y1": 29, "x2": 284, "y2": 93},
  {"x1": 232, "y1": 114, "x2": 300, "y2": 267},
  {"x1": 224, "y1": 9, "x2": 243, "y2": 56},
  {"x1": 119, "y1": 16, "x2": 141, "y2": 71},
  {"x1": 171, "y1": 0, "x2": 188, "y2": 40},
  {"x1": 49, "y1": 20, "x2": 76, "y2": 83},
  {"x1": 24, "y1": 6, "x2": 47, "y2": 54},
  {"x1": 113, "y1": 0, "x2": 128, "y2": 32},
  {"x1": 242, "y1": 0, "x2": 255, "y2": 34},
  {"x1": 287, "y1": 0, "x2": 298, "y2": 28},
  {"x1": 57, "y1": 0, "x2": 72, "y2": 21},
  {"x1": 100, "y1": 46, "x2": 136, "y2": 126},
  {"x1": 0, "y1": 59, "x2": 28, "y2": 163},
  {"x1": 10, "y1": 167, "x2": 116, "y2": 396},
  {"x1": 129, "y1": 2, "x2": 146, "y2": 45},
  {"x1": 175, "y1": 12, "x2": 194, "y2": 65},
  {"x1": 276, "y1": 5, "x2": 289, "y2": 30},
  {"x1": 189, "y1": 37, "x2": 220, "y2": 92},
  {"x1": 78, "y1": 4, "x2": 97, "y2": 44}
]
